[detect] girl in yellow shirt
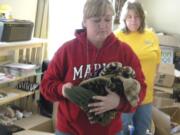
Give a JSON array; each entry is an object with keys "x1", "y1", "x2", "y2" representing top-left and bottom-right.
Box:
[{"x1": 114, "y1": 1, "x2": 161, "y2": 135}]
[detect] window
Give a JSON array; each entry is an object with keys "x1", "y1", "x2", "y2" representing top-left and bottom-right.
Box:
[{"x1": 49, "y1": 0, "x2": 86, "y2": 59}]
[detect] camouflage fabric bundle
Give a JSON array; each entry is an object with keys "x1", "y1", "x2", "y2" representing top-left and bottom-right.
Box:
[
  {"x1": 65, "y1": 85, "x2": 116, "y2": 126},
  {"x1": 97, "y1": 62, "x2": 141, "y2": 107},
  {"x1": 65, "y1": 62, "x2": 141, "y2": 126}
]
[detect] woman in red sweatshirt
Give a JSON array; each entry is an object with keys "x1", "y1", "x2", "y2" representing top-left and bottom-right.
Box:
[{"x1": 40, "y1": 0, "x2": 146, "y2": 135}]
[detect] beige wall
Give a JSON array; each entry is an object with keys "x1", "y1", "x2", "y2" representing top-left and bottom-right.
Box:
[
  {"x1": 0, "y1": 0, "x2": 37, "y2": 23},
  {"x1": 139, "y1": 0, "x2": 180, "y2": 36}
]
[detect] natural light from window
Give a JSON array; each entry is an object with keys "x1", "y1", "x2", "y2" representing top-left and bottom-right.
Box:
[{"x1": 49, "y1": 0, "x2": 86, "y2": 59}]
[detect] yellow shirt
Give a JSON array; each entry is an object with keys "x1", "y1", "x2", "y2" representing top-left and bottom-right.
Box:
[{"x1": 114, "y1": 28, "x2": 161, "y2": 104}]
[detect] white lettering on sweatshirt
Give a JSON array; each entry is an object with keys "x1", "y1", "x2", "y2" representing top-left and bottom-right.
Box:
[{"x1": 73, "y1": 63, "x2": 107, "y2": 80}]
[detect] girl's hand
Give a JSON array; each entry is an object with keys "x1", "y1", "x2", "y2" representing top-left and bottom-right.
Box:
[
  {"x1": 88, "y1": 88, "x2": 120, "y2": 115},
  {"x1": 62, "y1": 82, "x2": 73, "y2": 98}
]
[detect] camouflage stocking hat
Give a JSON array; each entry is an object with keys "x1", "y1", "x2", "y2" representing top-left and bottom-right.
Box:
[
  {"x1": 79, "y1": 76, "x2": 118, "y2": 125},
  {"x1": 65, "y1": 77, "x2": 117, "y2": 126},
  {"x1": 118, "y1": 76, "x2": 141, "y2": 107},
  {"x1": 99, "y1": 62, "x2": 140, "y2": 107}
]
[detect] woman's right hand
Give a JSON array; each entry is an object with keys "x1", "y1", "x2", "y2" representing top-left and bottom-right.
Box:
[{"x1": 62, "y1": 82, "x2": 73, "y2": 98}]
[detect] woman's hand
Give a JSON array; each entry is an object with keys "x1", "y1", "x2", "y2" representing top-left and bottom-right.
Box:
[
  {"x1": 62, "y1": 82, "x2": 73, "y2": 98},
  {"x1": 88, "y1": 88, "x2": 120, "y2": 115}
]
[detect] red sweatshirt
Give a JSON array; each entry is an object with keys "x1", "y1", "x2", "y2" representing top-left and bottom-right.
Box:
[{"x1": 40, "y1": 29, "x2": 146, "y2": 135}]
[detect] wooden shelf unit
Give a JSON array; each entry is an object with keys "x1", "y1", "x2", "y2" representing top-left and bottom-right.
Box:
[
  {"x1": 0, "y1": 87, "x2": 34, "y2": 106},
  {"x1": 0, "y1": 72, "x2": 42, "y2": 84},
  {"x1": 0, "y1": 38, "x2": 47, "y2": 106},
  {"x1": 0, "y1": 38, "x2": 47, "y2": 65}
]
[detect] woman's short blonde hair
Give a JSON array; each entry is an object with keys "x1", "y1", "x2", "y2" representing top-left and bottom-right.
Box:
[
  {"x1": 83, "y1": 0, "x2": 114, "y2": 21},
  {"x1": 120, "y1": 1, "x2": 145, "y2": 33}
]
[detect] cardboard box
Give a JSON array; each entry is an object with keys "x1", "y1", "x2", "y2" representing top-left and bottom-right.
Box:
[
  {"x1": 13, "y1": 130, "x2": 54, "y2": 135},
  {"x1": 154, "y1": 91, "x2": 172, "y2": 98},
  {"x1": 154, "y1": 86, "x2": 173, "y2": 94},
  {"x1": 153, "y1": 96, "x2": 175, "y2": 108},
  {"x1": 14, "y1": 114, "x2": 54, "y2": 135},
  {"x1": 157, "y1": 34, "x2": 180, "y2": 48},
  {"x1": 14, "y1": 114, "x2": 51, "y2": 130},
  {"x1": 30, "y1": 119, "x2": 54, "y2": 133},
  {"x1": 152, "y1": 106, "x2": 171, "y2": 135},
  {"x1": 160, "y1": 106, "x2": 180, "y2": 125},
  {"x1": 155, "y1": 64, "x2": 175, "y2": 87}
]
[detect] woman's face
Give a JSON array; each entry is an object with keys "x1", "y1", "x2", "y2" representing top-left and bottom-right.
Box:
[
  {"x1": 84, "y1": 9, "x2": 113, "y2": 45},
  {"x1": 125, "y1": 9, "x2": 141, "y2": 32}
]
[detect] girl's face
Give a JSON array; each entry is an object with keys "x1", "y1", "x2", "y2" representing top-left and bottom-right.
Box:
[
  {"x1": 84, "y1": 9, "x2": 113, "y2": 45},
  {"x1": 125, "y1": 9, "x2": 141, "y2": 32}
]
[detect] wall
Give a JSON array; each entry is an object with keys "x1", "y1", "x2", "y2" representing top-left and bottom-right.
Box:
[
  {"x1": 0, "y1": 0, "x2": 37, "y2": 23},
  {"x1": 139, "y1": 0, "x2": 180, "y2": 36}
]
